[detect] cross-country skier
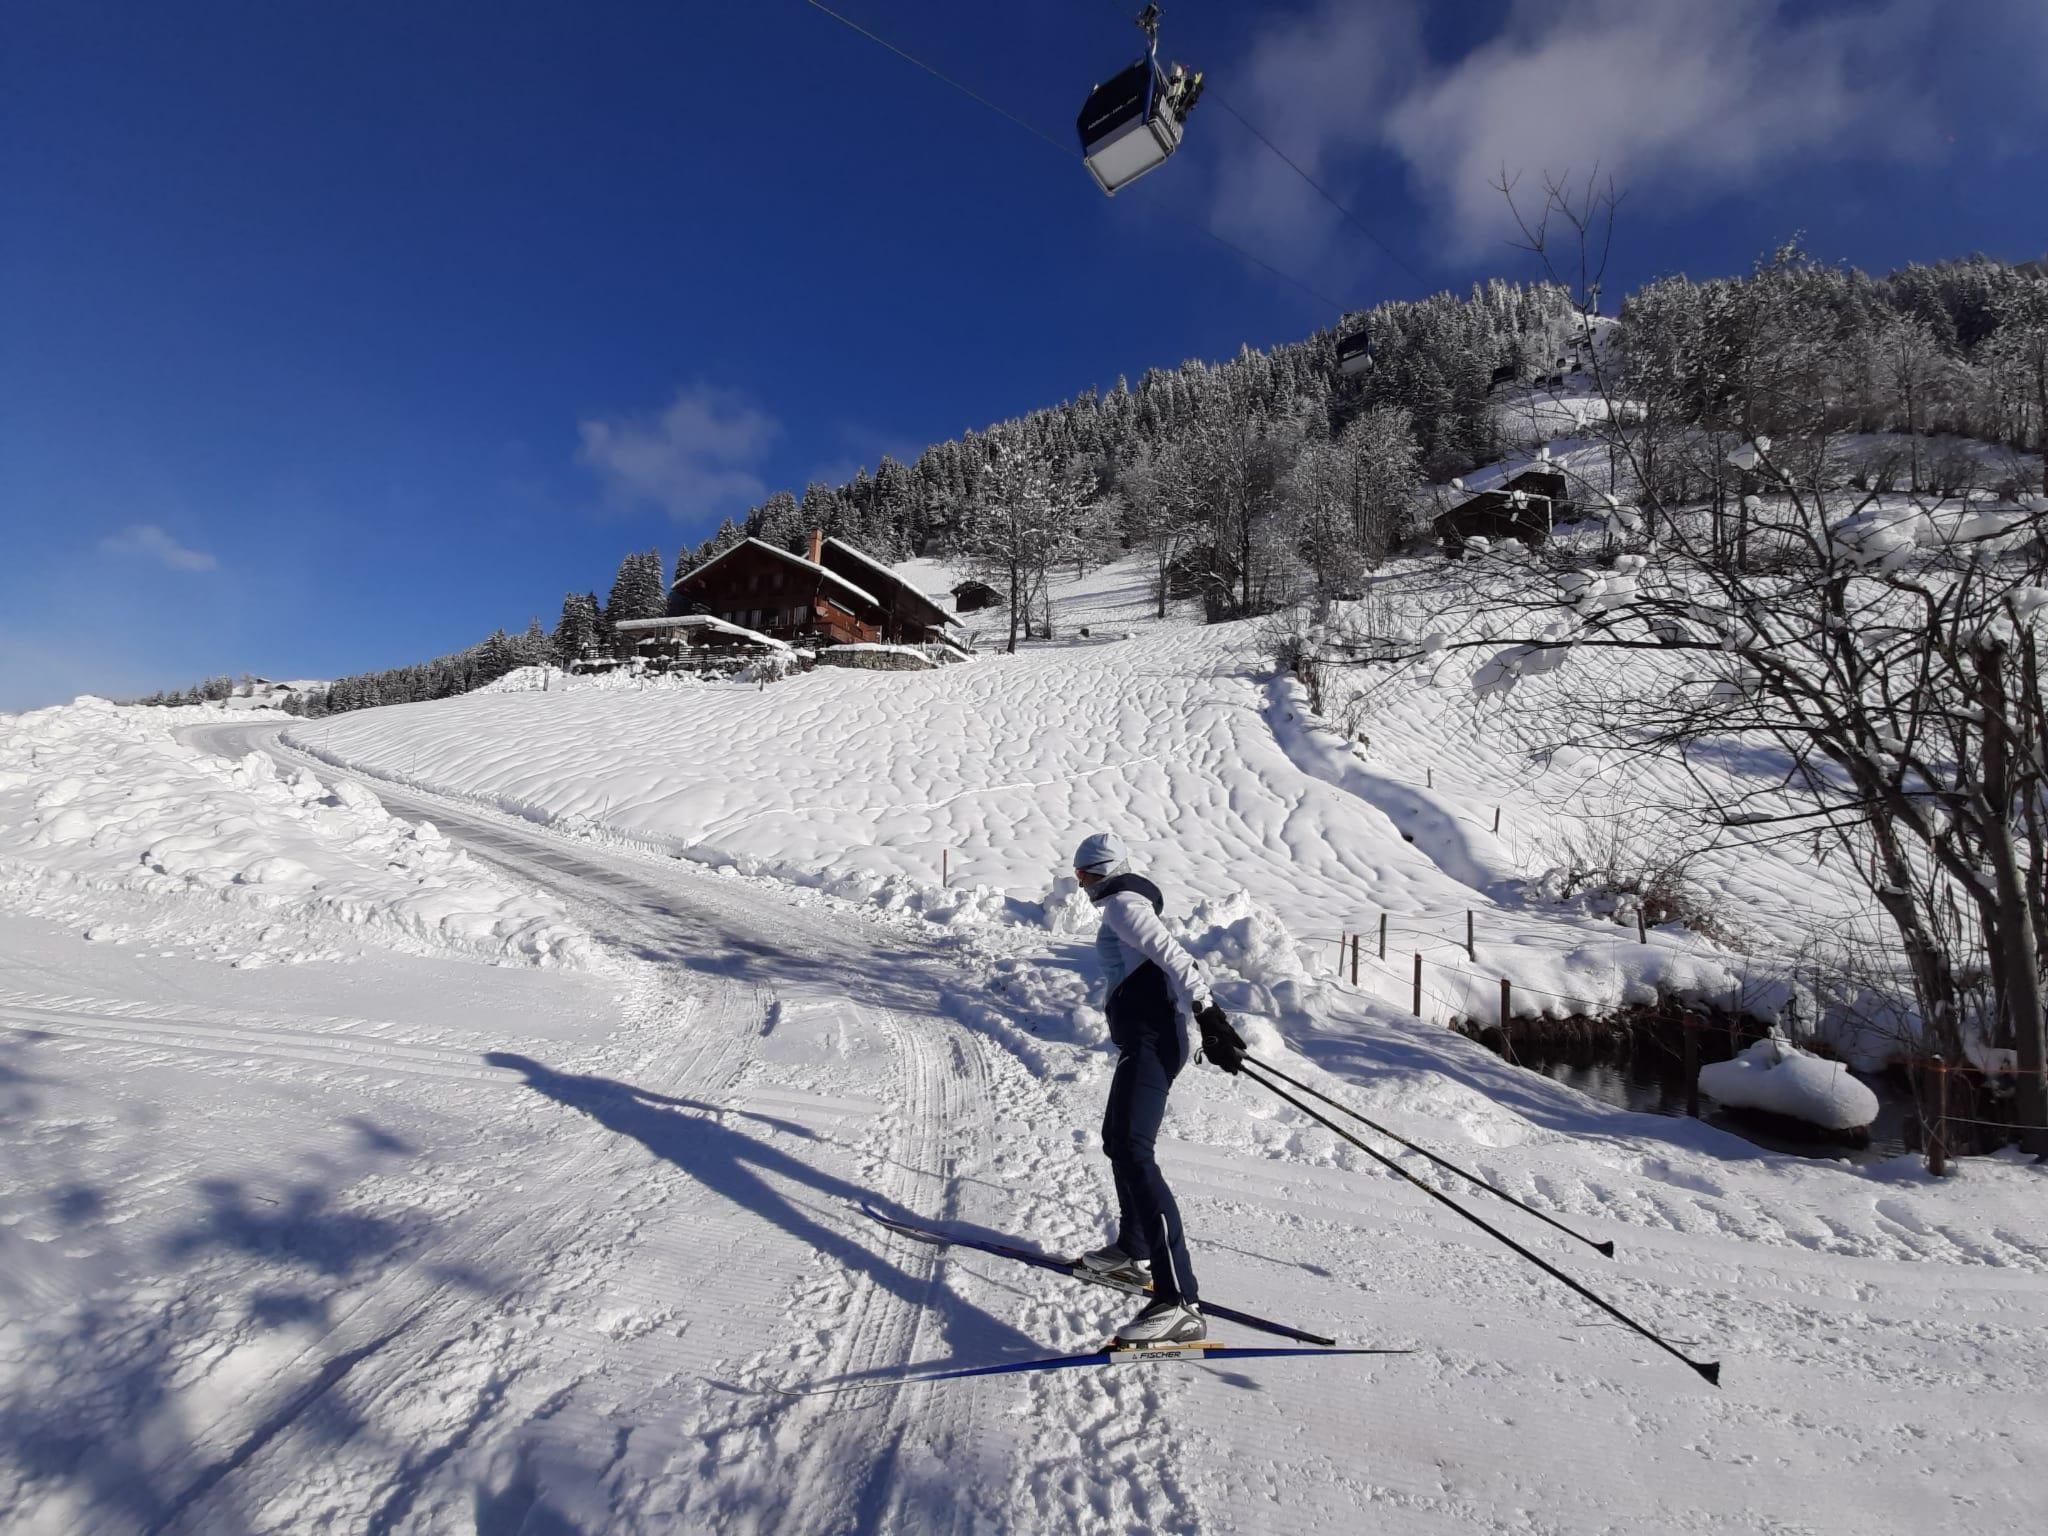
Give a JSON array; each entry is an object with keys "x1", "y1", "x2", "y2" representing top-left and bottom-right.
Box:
[{"x1": 1071, "y1": 831, "x2": 1248, "y2": 1345}]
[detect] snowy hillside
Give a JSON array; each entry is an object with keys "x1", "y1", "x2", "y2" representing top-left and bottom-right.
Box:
[{"x1": 285, "y1": 553, "x2": 1852, "y2": 1042}]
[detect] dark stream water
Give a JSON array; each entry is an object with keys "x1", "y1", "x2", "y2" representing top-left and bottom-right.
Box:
[
  {"x1": 1518, "y1": 1050, "x2": 1913, "y2": 1162},
  {"x1": 1468, "y1": 1026, "x2": 1920, "y2": 1164}
]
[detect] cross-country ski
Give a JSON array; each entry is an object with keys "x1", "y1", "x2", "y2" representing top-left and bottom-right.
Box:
[
  {"x1": 7, "y1": 4, "x2": 2045, "y2": 1533},
  {"x1": 860, "y1": 1203, "x2": 1340, "y2": 1347},
  {"x1": 780, "y1": 1340, "x2": 1415, "y2": 1394}
]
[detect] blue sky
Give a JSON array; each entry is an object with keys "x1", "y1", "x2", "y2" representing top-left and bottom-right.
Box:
[{"x1": 3, "y1": 0, "x2": 2043, "y2": 709}]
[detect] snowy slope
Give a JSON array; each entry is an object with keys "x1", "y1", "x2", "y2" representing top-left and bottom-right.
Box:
[
  {"x1": 0, "y1": 691, "x2": 2042, "y2": 1534},
  {"x1": 283, "y1": 557, "x2": 1754, "y2": 1035},
  {"x1": 1, "y1": 714, "x2": 2041, "y2": 1535}
]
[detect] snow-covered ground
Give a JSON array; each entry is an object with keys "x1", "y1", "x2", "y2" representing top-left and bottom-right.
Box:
[{"x1": 3, "y1": 570, "x2": 2045, "y2": 1534}]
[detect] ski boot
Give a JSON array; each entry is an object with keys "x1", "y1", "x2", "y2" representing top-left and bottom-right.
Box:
[
  {"x1": 1077, "y1": 1242, "x2": 1152, "y2": 1289},
  {"x1": 1114, "y1": 1296, "x2": 1205, "y2": 1345}
]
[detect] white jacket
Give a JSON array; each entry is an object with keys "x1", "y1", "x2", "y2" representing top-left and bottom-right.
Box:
[{"x1": 1096, "y1": 889, "x2": 1214, "y2": 1022}]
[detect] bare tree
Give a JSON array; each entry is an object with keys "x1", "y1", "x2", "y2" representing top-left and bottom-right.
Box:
[
  {"x1": 965, "y1": 437, "x2": 1084, "y2": 653},
  {"x1": 1120, "y1": 445, "x2": 1199, "y2": 619},
  {"x1": 1324, "y1": 176, "x2": 2048, "y2": 1152}
]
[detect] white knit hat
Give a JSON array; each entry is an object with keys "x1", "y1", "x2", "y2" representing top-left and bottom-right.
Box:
[{"x1": 1072, "y1": 831, "x2": 1131, "y2": 878}]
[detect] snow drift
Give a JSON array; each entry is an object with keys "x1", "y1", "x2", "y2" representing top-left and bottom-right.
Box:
[{"x1": 0, "y1": 697, "x2": 592, "y2": 966}]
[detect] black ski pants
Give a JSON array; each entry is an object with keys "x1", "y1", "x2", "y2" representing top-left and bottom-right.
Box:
[{"x1": 1101, "y1": 1013, "x2": 1200, "y2": 1305}]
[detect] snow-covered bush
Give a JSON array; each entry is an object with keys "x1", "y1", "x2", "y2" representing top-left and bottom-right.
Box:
[{"x1": 1174, "y1": 891, "x2": 1328, "y2": 1028}]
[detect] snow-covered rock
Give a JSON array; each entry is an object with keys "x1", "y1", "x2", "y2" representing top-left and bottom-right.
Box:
[{"x1": 1697, "y1": 1037, "x2": 1879, "y2": 1131}]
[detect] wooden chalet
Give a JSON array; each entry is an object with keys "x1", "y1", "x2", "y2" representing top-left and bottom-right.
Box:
[
  {"x1": 815, "y1": 536, "x2": 958, "y2": 645},
  {"x1": 951, "y1": 578, "x2": 1001, "y2": 614},
  {"x1": 1432, "y1": 468, "x2": 1574, "y2": 553},
  {"x1": 670, "y1": 530, "x2": 960, "y2": 650}
]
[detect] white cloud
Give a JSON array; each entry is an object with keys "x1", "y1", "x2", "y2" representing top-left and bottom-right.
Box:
[
  {"x1": 577, "y1": 384, "x2": 779, "y2": 521},
  {"x1": 98, "y1": 523, "x2": 218, "y2": 572},
  {"x1": 1209, "y1": 1, "x2": 1426, "y2": 278},
  {"x1": 1221, "y1": 0, "x2": 1942, "y2": 261},
  {"x1": 1387, "y1": 0, "x2": 1934, "y2": 253}
]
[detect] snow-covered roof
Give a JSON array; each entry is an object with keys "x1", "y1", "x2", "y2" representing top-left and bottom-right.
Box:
[
  {"x1": 827, "y1": 642, "x2": 934, "y2": 658},
  {"x1": 680, "y1": 538, "x2": 879, "y2": 612},
  {"x1": 613, "y1": 614, "x2": 791, "y2": 650},
  {"x1": 822, "y1": 538, "x2": 964, "y2": 627}
]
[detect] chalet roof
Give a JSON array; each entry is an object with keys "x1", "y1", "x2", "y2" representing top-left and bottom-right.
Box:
[
  {"x1": 678, "y1": 538, "x2": 880, "y2": 611},
  {"x1": 612, "y1": 614, "x2": 791, "y2": 650},
  {"x1": 821, "y1": 538, "x2": 962, "y2": 628},
  {"x1": 1503, "y1": 466, "x2": 1568, "y2": 494}
]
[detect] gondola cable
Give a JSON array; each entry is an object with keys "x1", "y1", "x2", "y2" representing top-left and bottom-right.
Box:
[
  {"x1": 1203, "y1": 91, "x2": 1430, "y2": 291},
  {"x1": 1080, "y1": 0, "x2": 1430, "y2": 292},
  {"x1": 803, "y1": 0, "x2": 1074, "y2": 156},
  {"x1": 799, "y1": 0, "x2": 1348, "y2": 312}
]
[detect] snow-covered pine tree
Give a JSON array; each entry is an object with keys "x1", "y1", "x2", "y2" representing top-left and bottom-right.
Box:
[
  {"x1": 606, "y1": 549, "x2": 666, "y2": 627},
  {"x1": 553, "y1": 591, "x2": 598, "y2": 666}
]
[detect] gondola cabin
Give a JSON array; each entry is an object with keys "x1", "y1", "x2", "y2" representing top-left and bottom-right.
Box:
[
  {"x1": 1336, "y1": 327, "x2": 1373, "y2": 377},
  {"x1": 1077, "y1": 56, "x2": 1185, "y2": 195}
]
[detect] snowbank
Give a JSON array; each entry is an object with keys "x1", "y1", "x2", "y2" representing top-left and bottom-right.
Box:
[
  {"x1": 0, "y1": 697, "x2": 592, "y2": 966},
  {"x1": 1698, "y1": 1038, "x2": 1880, "y2": 1131}
]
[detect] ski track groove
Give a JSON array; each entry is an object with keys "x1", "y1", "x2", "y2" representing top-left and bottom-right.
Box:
[
  {"x1": 126, "y1": 775, "x2": 771, "y2": 1535},
  {"x1": 160, "y1": 723, "x2": 1028, "y2": 1533}
]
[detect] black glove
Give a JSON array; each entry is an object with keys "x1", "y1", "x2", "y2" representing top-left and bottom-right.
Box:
[{"x1": 1195, "y1": 1004, "x2": 1246, "y2": 1075}]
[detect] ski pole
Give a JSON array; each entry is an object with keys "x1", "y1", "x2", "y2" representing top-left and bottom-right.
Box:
[
  {"x1": 1239, "y1": 1062, "x2": 1721, "y2": 1387},
  {"x1": 1245, "y1": 1054, "x2": 1614, "y2": 1259}
]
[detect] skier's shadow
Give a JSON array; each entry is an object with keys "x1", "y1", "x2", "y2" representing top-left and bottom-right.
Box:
[{"x1": 483, "y1": 1052, "x2": 1043, "y2": 1373}]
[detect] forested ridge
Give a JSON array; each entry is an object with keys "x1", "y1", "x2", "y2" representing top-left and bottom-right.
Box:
[{"x1": 140, "y1": 250, "x2": 2047, "y2": 713}]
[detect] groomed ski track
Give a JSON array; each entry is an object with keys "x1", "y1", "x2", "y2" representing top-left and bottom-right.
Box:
[{"x1": 25, "y1": 719, "x2": 2033, "y2": 1535}]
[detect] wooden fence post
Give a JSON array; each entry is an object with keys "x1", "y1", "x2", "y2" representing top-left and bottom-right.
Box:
[
  {"x1": 1412, "y1": 953, "x2": 1423, "y2": 1017},
  {"x1": 1636, "y1": 906, "x2": 1648, "y2": 944},
  {"x1": 1466, "y1": 910, "x2": 1475, "y2": 961},
  {"x1": 943, "y1": 849, "x2": 949, "y2": 888},
  {"x1": 1492, "y1": 805, "x2": 1501, "y2": 834},
  {"x1": 1683, "y1": 1014, "x2": 1700, "y2": 1118},
  {"x1": 1378, "y1": 912, "x2": 1387, "y2": 960},
  {"x1": 1350, "y1": 933, "x2": 1360, "y2": 987},
  {"x1": 1499, "y1": 977, "x2": 1511, "y2": 1033},
  {"x1": 1929, "y1": 1056, "x2": 1948, "y2": 1177},
  {"x1": 1426, "y1": 766, "x2": 1434, "y2": 789}
]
